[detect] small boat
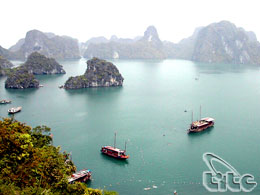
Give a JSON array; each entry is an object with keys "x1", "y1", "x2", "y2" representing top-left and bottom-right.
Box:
[
  {"x1": 101, "y1": 132, "x2": 129, "y2": 159},
  {"x1": 8, "y1": 106, "x2": 22, "y2": 114},
  {"x1": 68, "y1": 169, "x2": 91, "y2": 184},
  {"x1": 187, "y1": 106, "x2": 214, "y2": 133},
  {"x1": 188, "y1": 117, "x2": 215, "y2": 133},
  {"x1": 39, "y1": 84, "x2": 44, "y2": 87},
  {"x1": 58, "y1": 85, "x2": 64, "y2": 89},
  {"x1": 0, "y1": 100, "x2": 11, "y2": 104}
]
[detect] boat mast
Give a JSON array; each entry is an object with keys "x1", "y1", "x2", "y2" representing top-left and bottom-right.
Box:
[{"x1": 114, "y1": 132, "x2": 116, "y2": 148}]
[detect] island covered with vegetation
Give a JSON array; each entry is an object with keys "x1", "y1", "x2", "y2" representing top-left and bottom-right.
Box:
[
  {"x1": 4, "y1": 52, "x2": 66, "y2": 89},
  {"x1": 0, "y1": 118, "x2": 117, "y2": 195},
  {"x1": 64, "y1": 57, "x2": 124, "y2": 89}
]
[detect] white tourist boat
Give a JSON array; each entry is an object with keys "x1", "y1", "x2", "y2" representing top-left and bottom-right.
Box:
[{"x1": 8, "y1": 106, "x2": 22, "y2": 114}]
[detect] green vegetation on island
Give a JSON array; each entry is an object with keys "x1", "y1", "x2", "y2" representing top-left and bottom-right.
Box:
[
  {"x1": 4, "y1": 52, "x2": 66, "y2": 89},
  {"x1": 22, "y1": 52, "x2": 66, "y2": 75},
  {"x1": 5, "y1": 67, "x2": 40, "y2": 89},
  {"x1": 0, "y1": 118, "x2": 118, "y2": 195},
  {"x1": 64, "y1": 58, "x2": 124, "y2": 89}
]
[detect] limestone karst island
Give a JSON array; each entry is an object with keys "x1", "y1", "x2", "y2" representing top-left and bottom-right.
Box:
[{"x1": 1, "y1": 1, "x2": 260, "y2": 194}]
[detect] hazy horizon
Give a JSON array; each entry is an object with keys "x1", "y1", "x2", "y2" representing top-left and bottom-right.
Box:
[{"x1": 1, "y1": 0, "x2": 260, "y2": 48}]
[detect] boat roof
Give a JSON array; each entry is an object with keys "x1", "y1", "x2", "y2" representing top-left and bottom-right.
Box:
[
  {"x1": 192, "y1": 121, "x2": 208, "y2": 127},
  {"x1": 103, "y1": 146, "x2": 125, "y2": 152},
  {"x1": 201, "y1": 117, "x2": 215, "y2": 122}
]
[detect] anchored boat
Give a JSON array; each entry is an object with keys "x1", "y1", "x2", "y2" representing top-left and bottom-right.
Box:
[
  {"x1": 8, "y1": 107, "x2": 22, "y2": 114},
  {"x1": 188, "y1": 106, "x2": 214, "y2": 133},
  {"x1": 68, "y1": 169, "x2": 91, "y2": 184},
  {"x1": 188, "y1": 117, "x2": 215, "y2": 133},
  {"x1": 0, "y1": 100, "x2": 11, "y2": 104},
  {"x1": 101, "y1": 132, "x2": 129, "y2": 159}
]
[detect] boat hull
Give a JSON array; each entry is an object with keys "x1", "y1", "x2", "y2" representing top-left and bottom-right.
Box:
[
  {"x1": 8, "y1": 107, "x2": 22, "y2": 114},
  {"x1": 101, "y1": 151, "x2": 129, "y2": 159},
  {"x1": 101, "y1": 147, "x2": 129, "y2": 159},
  {"x1": 188, "y1": 122, "x2": 214, "y2": 133}
]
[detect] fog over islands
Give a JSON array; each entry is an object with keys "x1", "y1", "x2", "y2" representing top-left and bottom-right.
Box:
[{"x1": 1, "y1": 20, "x2": 260, "y2": 89}]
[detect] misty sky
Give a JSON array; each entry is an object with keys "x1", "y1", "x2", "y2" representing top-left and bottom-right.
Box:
[{"x1": 1, "y1": 0, "x2": 259, "y2": 48}]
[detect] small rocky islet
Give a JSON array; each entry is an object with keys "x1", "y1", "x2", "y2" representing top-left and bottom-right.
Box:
[
  {"x1": 22, "y1": 52, "x2": 66, "y2": 75},
  {"x1": 5, "y1": 68, "x2": 40, "y2": 89},
  {"x1": 5, "y1": 52, "x2": 66, "y2": 89},
  {"x1": 64, "y1": 57, "x2": 124, "y2": 89}
]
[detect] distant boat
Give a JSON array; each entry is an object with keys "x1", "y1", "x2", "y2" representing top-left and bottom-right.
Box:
[
  {"x1": 187, "y1": 106, "x2": 214, "y2": 133},
  {"x1": 0, "y1": 100, "x2": 11, "y2": 104},
  {"x1": 101, "y1": 132, "x2": 129, "y2": 159},
  {"x1": 188, "y1": 117, "x2": 215, "y2": 133},
  {"x1": 59, "y1": 85, "x2": 64, "y2": 89},
  {"x1": 8, "y1": 106, "x2": 22, "y2": 114},
  {"x1": 68, "y1": 169, "x2": 91, "y2": 184},
  {"x1": 39, "y1": 84, "x2": 44, "y2": 87}
]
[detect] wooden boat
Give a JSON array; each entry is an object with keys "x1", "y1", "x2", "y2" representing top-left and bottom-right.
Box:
[
  {"x1": 68, "y1": 169, "x2": 91, "y2": 184},
  {"x1": 0, "y1": 100, "x2": 11, "y2": 104},
  {"x1": 188, "y1": 117, "x2": 215, "y2": 133},
  {"x1": 187, "y1": 106, "x2": 214, "y2": 133},
  {"x1": 101, "y1": 133, "x2": 129, "y2": 159},
  {"x1": 8, "y1": 106, "x2": 22, "y2": 114}
]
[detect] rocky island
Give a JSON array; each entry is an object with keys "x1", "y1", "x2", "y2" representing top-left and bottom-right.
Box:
[
  {"x1": 5, "y1": 68, "x2": 39, "y2": 89},
  {"x1": 9, "y1": 30, "x2": 81, "y2": 60},
  {"x1": 83, "y1": 26, "x2": 165, "y2": 59},
  {"x1": 191, "y1": 21, "x2": 260, "y2": 64},
  {"x1": 64, "y1": 58, "x2": 124, "y2": 89},
  {"x1": 22, "y1": 52, "x2": 66, "y2": 74},
  {"x1": 4, "y1": 52, "x2": 65, "y2": 89}
]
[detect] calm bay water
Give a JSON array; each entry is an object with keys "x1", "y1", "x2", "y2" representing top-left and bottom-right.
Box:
[{"x1": 1, "y1": 59, "x2": 260, "y2": 194}]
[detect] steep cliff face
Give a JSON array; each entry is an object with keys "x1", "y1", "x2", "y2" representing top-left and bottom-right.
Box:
[
  {"x1": 83, "y1": 26, "x2": 165, "y2": 59},
  {"x1": 10, "y1": 30, "x2": 81, "y2": 60},
  {"x1": 23, "y1": 52, "x2": 66, "y2": 75},
  {"x1": 64, "y1": 58, "x2": 124, "y2": 89},
  {"x1": 5, "y1": 68, "x2": 39, "y2": 89},
  {"x1": 192, "y1": 21, "x2": 260, "y2": 64}
]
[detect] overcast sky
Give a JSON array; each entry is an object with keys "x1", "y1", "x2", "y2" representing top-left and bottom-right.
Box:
[{"x1": 1, "y1": 0, "x2": 259, "y2": 48}]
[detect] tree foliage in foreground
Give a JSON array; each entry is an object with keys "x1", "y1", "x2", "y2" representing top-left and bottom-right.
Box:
[{"x1": 0, "y1": 118, "x2": 118, "y2": 195}]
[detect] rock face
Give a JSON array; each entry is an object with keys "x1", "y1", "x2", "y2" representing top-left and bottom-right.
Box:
[
  {"x1": 5, "y1": 68, "x2": 39, "y2": 89},
  {"x1": 22, "y1": 52, "x2": 66, "y2": 75},
  {"x1": 83, "y1": 26, "x2": 165, "y2": 59},
  {"x1": 64, "y1": 58, "x2": 124, "y2": 89},
  {"x1": 82, "y1": 22, "x2": 260, "y2": 64},
  {"x1": 0, "y1": 56, "x2": 13, "y2": 76},
  {"x1": 10, "y1": 30, "x2": 81, "y2": 60},
  {"x1": 191, "y1": 21, "x2": 260, "y2": 64},
  {"x1": 0, "y1": 46, "x2": 22, "y2": 60}
]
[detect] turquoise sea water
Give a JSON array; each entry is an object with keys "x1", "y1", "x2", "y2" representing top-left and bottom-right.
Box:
[{"x1": 0, "y1": 59, "x2": 260, "y2": 194}]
